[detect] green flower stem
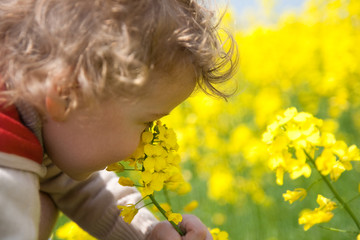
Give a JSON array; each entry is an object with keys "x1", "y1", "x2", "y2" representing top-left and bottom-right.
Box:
[
  {"x1": 163, "y1": 186, "x2": 172, "y2": 206},
  {"x1": 306, "y1": 178, "x2": 322, "y2": 192},
  {"x1": 347, "y1": 194, "x2": 360, "y2": 204},
  {"x1": 141, "y1": 202, "x2": 154, "y2": 208},
  {"x1": 135, "y1": 195, "x2": 150, "y2": 206},
  {"x1": 304, "y1": 150, "x2": 360, "y2": 230},
  {"x1": 319, "y1": 226, "x2": 358, "y2": 234},
  {"x1": 149, "y1": 194, "x2": 184, "y2": 236}
]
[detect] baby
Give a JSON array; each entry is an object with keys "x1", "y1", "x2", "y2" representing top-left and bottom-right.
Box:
[{"x1": 0, "y1": 0, "x2": 237, "y2": 239}]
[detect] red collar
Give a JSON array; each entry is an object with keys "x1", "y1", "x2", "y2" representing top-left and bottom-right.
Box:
[{"x1": 0, "y1": 104, "x2": 43, "y2": 164}]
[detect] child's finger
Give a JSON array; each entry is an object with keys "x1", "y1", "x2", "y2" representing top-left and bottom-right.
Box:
[
  {"x1": 180, "y1": 215, "x2": 213, "y2": 240},
  {"x1": 183, "y1": 230, "x2": 213, "y2": 240},
  {"x1": 146, "y1": 221, "x2": 182, "y2": 240}
]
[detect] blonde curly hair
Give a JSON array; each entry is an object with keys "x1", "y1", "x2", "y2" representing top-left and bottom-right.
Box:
[{"x1": 0, "y1": 0, "x2": 237, "y2": 113}]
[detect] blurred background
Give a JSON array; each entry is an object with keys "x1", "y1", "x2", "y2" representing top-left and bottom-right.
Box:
[{"x1": 53, "y1": 0, "x2": 360, "y2": 239}]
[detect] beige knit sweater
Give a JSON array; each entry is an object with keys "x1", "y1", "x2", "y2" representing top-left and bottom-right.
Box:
[{"x1": 0, "y1": 102, "x2": 158, "y2": 240}]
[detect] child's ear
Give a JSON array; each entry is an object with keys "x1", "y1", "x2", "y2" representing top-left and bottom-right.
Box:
[{"x1": 45, "y1": 90, "x2": 69, "y2": 122}]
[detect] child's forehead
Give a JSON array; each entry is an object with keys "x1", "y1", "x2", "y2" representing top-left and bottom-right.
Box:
[
  {"x1": 125, "y1": 64, "x2": 196, "y2": 101},
  {"x1": 148, "y1": 63, "x2": 197, "y2": 86},
  {"x1": 139, "y1": 68, "x2": 195, "y2": 114}
]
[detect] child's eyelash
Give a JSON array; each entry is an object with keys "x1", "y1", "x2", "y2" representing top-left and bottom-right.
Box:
[{"x1": 145, "y1": 121, "x2": 154, "y2": 128}]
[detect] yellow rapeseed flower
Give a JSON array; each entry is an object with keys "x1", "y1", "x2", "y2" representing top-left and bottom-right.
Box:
[
  {"x1": 142, "y1": 172, "x2": 166, "y2": 196},
  {"x1": 212, "y1": 213, "x2": 227, "y2": 226},
  {"x1": 283, "y1": 188, "x2": 307, "y2": 204},
  {"x1": 299, "y1": 209, "x2": 334, "y2": 231},
  {"x1": 320, "y1": 132, "x2": 336, "y2": 147},
  {"x1": 56, "y1": 221, "x2": 96, "y2": 240},
  {"x1": 157, "y1": 124, "x2": 179, "y2": 151},
  {"x1": 144, "y1": 144, "x2": 166, "y2": 160},
  {"x1": 208, "y1": 168, "x2": 236, "y2": 202},
  {"x1": 142, "y1": 131, "x2": 154, "y2": 144},
  {"x1": 332, "y1": 141, "x2": 360, "y2": 168},
  {"x1": 316, "y1": 148, "x2": 346, "y2": 181},
  {"x1": 210, "y1": 228, "x2": 229, "y2": 240},
  {"x1": 106, "y1": 162, "x2": 125, "y2": 173},
  {"x1": 166, "y1": 212, "x2": 183, "y2": 225},
  {"x1": 118, "y1": 176, "x2": 135, "y2": 187},
  {"x1": 150, "y1": 172, "x2": 167, "y2": 191},
  {"x1": 316, "y1": 194, "x2": 337, "y2": 212},
  {"x1": 315, "y1": 139, "x2": 360, "y2": 181},
  {"x1": 175, "y1": 181, "x2": 192, "y2": 195},
  {"x1": 183, "y1": 200, "x2": 199, "y2": 212},
  {"x1": 298, "y1": 194, "x2": 337, "y2": 230},
  {"x1": 118, "y1": 204, "x2": 139, "y2": 224}
]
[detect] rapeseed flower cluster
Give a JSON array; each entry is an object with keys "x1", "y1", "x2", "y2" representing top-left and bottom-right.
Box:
[
  {"x1": 106, "y1": 121, "x2": 186, "y2": 234},
  {"x1": 263, "y1": 107, "x2": 360, "y2": 185},
  {"x1": 107, "y1": 121, "x2": 230, "y2": 237},
  {"x1": 112, "y1": 121, "x2": 189, "y2": 197},
  {"x1": 263, "y1": 107, "x2": 360, "y2": 235},
  {"x1": 262, "y1": 107, "x2": 322, "y2": 185}
]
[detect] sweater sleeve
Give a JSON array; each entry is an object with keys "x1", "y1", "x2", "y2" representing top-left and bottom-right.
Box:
[
  {"x1": 40, "y1": 156, "x2": 159, "y2": 240},
  {"x1": 0, "y1": 163, "x2": 41, "y2": 240}
]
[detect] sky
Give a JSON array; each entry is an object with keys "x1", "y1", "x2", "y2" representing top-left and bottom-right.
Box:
[
  {"x1": 226, "y1": 0, "x2": 305, "y2": 13},
  {"x1": 216, "y1": 0, "x2": 307, "y2": 26}
]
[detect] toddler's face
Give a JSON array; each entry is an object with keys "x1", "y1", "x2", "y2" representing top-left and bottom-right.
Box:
[{"x1": 42, "y1": 66, "x2": 195, "y2": 180}]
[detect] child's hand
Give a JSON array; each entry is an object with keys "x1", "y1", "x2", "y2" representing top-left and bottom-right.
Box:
[{"x1": 147, "y1": 214, "x2": 213, "y2": 240}]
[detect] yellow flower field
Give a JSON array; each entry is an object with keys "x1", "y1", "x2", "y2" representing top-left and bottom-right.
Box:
[{"x1": 52, "y1": 0, "x2": 360, "y2": 239}]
